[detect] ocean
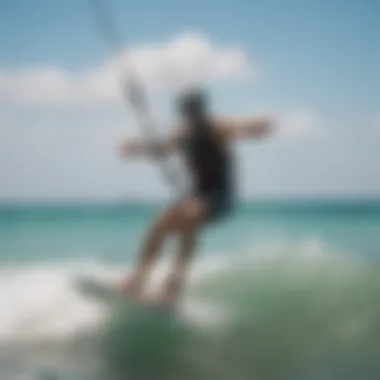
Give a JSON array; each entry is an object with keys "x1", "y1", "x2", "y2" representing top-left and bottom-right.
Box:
[{"x1": 0, "y1": 201, "x2": 379, "y2": 380}]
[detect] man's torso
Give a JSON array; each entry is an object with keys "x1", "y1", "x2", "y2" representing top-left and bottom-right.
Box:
[{"x1": 181, "y1": 119, "x2": 233, "y2": 196}]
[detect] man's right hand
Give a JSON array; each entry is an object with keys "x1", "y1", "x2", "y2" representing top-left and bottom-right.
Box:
[
  {"x1": 119, "y1": 139, "x2": 142, "y2": 157},
  {"x1": 119, "y1": 139, "x2": 168, "y2": 158},
  {"x1": 119, "y1": 130, "x2": 183, "y2": 159}
]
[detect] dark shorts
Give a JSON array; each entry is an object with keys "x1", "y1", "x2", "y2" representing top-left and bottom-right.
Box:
[{"x1": 200, "y1": 190, "x2": 234, "y2": 223}]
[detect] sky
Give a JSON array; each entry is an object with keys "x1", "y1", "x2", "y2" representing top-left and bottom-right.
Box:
[{"x1": 0, "y1": 0, "x2": 379, "y2": 201}]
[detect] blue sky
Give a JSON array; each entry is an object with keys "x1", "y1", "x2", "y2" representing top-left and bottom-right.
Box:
[{"x1": 0, "y1": 0, "x2": 379, "y2": 201}]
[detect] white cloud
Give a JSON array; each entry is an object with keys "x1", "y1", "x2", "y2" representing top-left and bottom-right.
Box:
[
  {"x1": 276, "y1": 109, "x2": 321, "y2": 141},
  {"x1": 0, "y1": 33, "x2": 254, "y2": 109}
]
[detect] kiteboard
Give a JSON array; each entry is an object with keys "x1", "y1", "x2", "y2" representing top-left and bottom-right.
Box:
[{"x1": 75, "y1": 276, "x2": 175, "y2": 316}]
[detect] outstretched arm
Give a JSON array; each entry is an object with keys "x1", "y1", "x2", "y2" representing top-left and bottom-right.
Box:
[
  {"x1": 119, "y1": 129, "x2": 185, "y2": 158},
  {"x1": 220, "y1": 116, "x2": 275, "y2": 140}
]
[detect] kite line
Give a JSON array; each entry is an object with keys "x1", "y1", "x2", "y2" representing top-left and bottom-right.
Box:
[{"x1": 88, "y1": 0, "x2": 186, "y2": 198}]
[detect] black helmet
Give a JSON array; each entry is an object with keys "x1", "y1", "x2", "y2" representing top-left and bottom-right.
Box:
[{"x1": 177, "y1": 88, "x2": 208, "y2": 117}]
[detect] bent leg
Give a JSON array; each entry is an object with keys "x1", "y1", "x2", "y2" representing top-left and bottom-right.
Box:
[
  {"x1": 159, "y1": 229, "x2": 198, "y2": 305},
  {"x1": 120, "y1": 206, "x2": 179, "y2": 297},
  {"x1": 155, "y1": 198, "x2": 206, "y2": 306}
]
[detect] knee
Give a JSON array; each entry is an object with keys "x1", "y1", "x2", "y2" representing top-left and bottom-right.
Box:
[
  {"x1": 153, "y1": 208, "x2": 178, "y2": 233},
  {"x1": 179, "y1": 200, "x2": 205, "y2": 232},
  {"x1": 152, "y1": 200, "x2": 205, "y2": 235}
]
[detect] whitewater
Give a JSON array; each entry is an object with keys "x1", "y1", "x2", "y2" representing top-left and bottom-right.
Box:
[{"x1": 1, "y1": 202, "x2": 379, "y2": 379}]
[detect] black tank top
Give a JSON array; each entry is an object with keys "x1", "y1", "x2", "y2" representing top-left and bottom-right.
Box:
[{"x1": 183, "y1": 121, "x2": 232, "y2": 195}]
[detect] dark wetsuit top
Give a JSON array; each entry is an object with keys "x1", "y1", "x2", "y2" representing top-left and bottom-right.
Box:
[{"x1": 183, "y1": 120, "x2": 234, "y2": 221}]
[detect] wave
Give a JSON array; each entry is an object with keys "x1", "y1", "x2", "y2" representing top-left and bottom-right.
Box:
[{"x1": 0, "y1": 239, "x2": 379, "y2": 380}]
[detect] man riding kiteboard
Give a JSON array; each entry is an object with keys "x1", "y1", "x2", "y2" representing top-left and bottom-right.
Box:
[{"x1": 119, "y1": 88, "x2": 275, "y2": 307}]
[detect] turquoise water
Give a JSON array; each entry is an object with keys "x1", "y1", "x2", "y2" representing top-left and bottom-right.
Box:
[
  {"x1": 1, "y1": 201, "x2": 379, "y2": 263},
  {"x1": 0, "y1": 201, "x2": 379, "y2": 380}
]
